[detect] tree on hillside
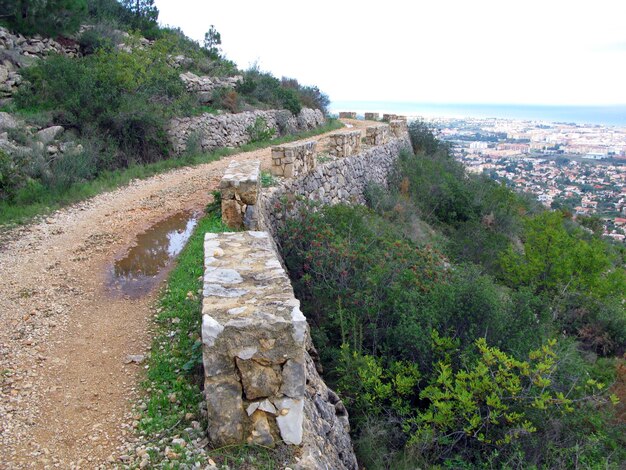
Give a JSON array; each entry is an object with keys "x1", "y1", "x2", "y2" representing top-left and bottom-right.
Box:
[
  {"x1": 121, "y1": 0, "x2": 158, "y2": 31},
  {"x1": 203, "y1": 24, "x2": 221, "y2": 57},
  {"x1": 0, "y1": 0, "x2": 87, "y2": 36}
]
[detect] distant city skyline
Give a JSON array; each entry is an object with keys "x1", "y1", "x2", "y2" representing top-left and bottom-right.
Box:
[{"x1": 154, "y1": 0, "x2": 626, "y2": 106}]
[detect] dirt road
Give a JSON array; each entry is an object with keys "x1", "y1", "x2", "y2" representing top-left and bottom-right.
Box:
[{"x1": 0, "y1": 120, "x2": 369, "y2": 468}]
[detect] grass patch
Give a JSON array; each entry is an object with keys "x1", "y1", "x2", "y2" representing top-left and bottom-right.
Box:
[{"x1": 0, "y1": 119, "x2": 343, "y2": 229}]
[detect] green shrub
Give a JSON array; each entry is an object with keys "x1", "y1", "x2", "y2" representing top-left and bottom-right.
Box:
[
  {"x1": 15, "y1": 44, "x2": 189, "y2": 164},
  {"x1": 1, "y1": 0, "x2": 87, "y2": 37},
  {"x1": 246, "y1": 116, "x2": 275, "y2": 143},
  {"x1": 0, "y1": 149, "x2": 28, "y2": 201}
]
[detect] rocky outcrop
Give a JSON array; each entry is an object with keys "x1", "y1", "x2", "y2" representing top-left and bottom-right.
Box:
[
  {"x1": 168, "y1": 108, "x2": 325, "y2": 154},
  {"x1": 179, "y1": 71, "x2": 242, "y2": 104}
]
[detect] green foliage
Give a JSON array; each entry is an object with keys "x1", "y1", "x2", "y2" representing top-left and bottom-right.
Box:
[
  {"x1": 408, "y1": 119, "x2": 446, "y2": 155},
  {"x1": 236, "y1": 65, "x2": 330, "y2": 115},
  {"x1": 246, "y1": 116, "x2": 276, "y2": 143},
  {"x1": 0, "y1": 0, "x2": 87, "y2": 36},
  {"x1": 15, "y1": 44, "x2": 190, "y2": 164},
  {"x1": 500, "y1": 211, "x2": 625, "y2": 298},
  {"x1": 0, "y1": 149, "x2": 28, "y2": 201},
  {"x1": 120, "y1": 0, "x2": 159, "y2": 37},
  {"x1": 280, "y1": 128, "x2": 626, "y2": 468}
]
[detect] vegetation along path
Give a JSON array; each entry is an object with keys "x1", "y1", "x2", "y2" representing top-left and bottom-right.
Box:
[{"x1": 0, "y1": 119, "x2": 369, "y2": 468}]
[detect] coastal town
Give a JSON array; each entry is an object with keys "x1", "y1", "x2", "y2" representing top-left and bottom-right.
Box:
[{"x1": 431, "y1": 117, "x2": 626, "y2": 242}]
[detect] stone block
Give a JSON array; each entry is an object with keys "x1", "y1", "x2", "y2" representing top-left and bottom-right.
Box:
[
  {"x1": 364, "y1": 112, "x2": 379, "y2": 121},
  {"x1": 338, "y1": 111, "x2": 357, "y2": 119},
  {"x1": 271, "y1": 141, "x2": 317, "y2": 178},
  {"x1": 365, "y1": 124, "x2": 389, "y2": 146},
  {"x1": 327, "y1": 131, "x2": 361, "y2": 158}
]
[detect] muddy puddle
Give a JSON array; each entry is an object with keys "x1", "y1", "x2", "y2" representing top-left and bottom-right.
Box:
[{"x1": 107, "y1": 211, "x2": 199, "y2": 298}]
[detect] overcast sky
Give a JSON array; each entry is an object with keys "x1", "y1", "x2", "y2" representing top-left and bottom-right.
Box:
[{"x1": 154, "y1": 0, "x2": 626, "y2": 106}]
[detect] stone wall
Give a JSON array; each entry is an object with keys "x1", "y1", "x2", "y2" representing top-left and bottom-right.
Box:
[
  {"x1": 271, "y1": 141, "x2": 317, "y2": 178},
  {"x1": 327, "y1": 130, "x2": 361, "y2": 158},
  {"x1": 364, "y1": 112, "x2": 380, "y2": 121},
  {"x1": 179, "y1": 71, "x2": 242, "y2": 104},
  {"x1": 258, "y1": 135, "x2": 411, "y2": 239},
  {"x1": 220, "y1": 160, "x2": 261, "y2": 230},
  {"x1": 201, "y1": 231, "x2": 358, "y2": 469},
  {"x1": 168, "y1": 108, "x2": 325, "y2": 154},
  {"x1": 365, "y1": 124, "x2": 389, "y2": 146},
  {"x1": 338, "y1": 112, "x2": 357, "y2": 119},
  {"x1": 0, "y1": 27, "x2": 80, "y2": 100}
]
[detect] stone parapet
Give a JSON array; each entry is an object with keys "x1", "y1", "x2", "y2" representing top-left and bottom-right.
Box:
[
  {"x1": 219, "y1": 160, "x2": 260, "y2": 230},
  {"x1": 327, "y1": 130, "x2": 362, "y2": 158},
  {"x1": 202, "y1": 231, "x2": 308, "y2": 447},
  {"x1": 271, "y1": 141, "x2": 317, "y2": 178},
  {"x1": 364, "y1": 124, "x2": 389, "y2": 146},
  {"x1": 364, "y1": 112, "x2": 380, "y2": 121},
  {"x1": 338, "y1": 112, "x2": 357, "y2": 119},
  {"x1": 259, "y1": 136, "x2": 412, "y2": 239},
  {"x1": 389, "y1": 119, "x2": 409, "y2": 138}
]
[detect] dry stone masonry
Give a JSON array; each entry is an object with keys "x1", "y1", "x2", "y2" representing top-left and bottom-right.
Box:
[
  {"x1": 168, "y1": 108, "x2": 325, "y2": 154},
  {"x1": 0, "y1": 27, "x2": 80, "y2": 100},
  {"x1": 365, "y1": 124, "x2": 390, "y2": 146},
  {"x1": 202, "y1": 231, "x2": 308, "y2": 447},
  {"x1": 327, "y1": 130, "x2": 362, "y2": 158},
  {"x1": 389, "y1": 119, "x2": 409, "y2": 138},
  {"x1": 179, "y1": 71, "x2": 242, "y2": 104},
  {"x1": 220, "y1": 160, "x2": 261, "y2": 230},
  {"x1": 364, "y1": 112, "x2": 380, "y2": 121},
  {"x1": 271, "y1": 141, "x2": 317, "y2": 178},
  {"x1": 259, "y1": 134, "x2": 412, "y2": 239},
  {"x1": 338, "y1": 112, "x2": 357, "y2": 119}
]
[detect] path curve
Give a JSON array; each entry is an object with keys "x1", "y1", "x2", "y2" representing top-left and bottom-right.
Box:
[{"x1": 0, "y1": 119, "x2": 369, "y2": 468}]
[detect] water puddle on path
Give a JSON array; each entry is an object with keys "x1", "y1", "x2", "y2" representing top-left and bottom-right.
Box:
[{"x1": 107, "y1": 211, "x2": 199, "y2": 298}]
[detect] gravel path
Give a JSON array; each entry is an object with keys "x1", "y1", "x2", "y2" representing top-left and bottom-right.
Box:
[{"x1": 0, "y1": 120, "x2": 368, "y2": 468}]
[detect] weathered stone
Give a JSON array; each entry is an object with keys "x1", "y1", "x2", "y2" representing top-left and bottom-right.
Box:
[
  {"x1": 280, "y1": 359, "x2": 306, "y2": 398},
  {"x1": 365, "y1": 124, "x2": 389, "y2": 146},
  {"x1": 0, "y1": 111, "x2": 18, "y2": 131},
  {"x1": 248, "y1": 410, "x2": 274, "y2": 447},
  {"x1": 36, "y1": 125, "x2": 64, "y2": 144},
  {"x1": 364, "y1": 112, "x2": 379, "y2": 121},
  {"x1": 274, "y1": 398, "x2": 304, "y2": 445},
  {"x1": 204, "y1": 375, "x2": 246, "y2": 446},
  {"x1": 221, "y1": 198, "x2": 244, "y2": 229},
  {"x1": 338, "y1": 112, "x2": 357, "y2": 119},
  {"x1": 202, "y1": 231, "x2": 308, "y2": 448},
  {"x1": 236, "y1": 358, "x2": 281, "y2": 400},
  {"x1": 389, "y1": 119, "x2": 408, "y2": 138}
]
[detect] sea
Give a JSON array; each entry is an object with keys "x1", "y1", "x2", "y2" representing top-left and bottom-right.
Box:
[{"x1": 329, "y1": 101, "x2": 626, "y2": 127}]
